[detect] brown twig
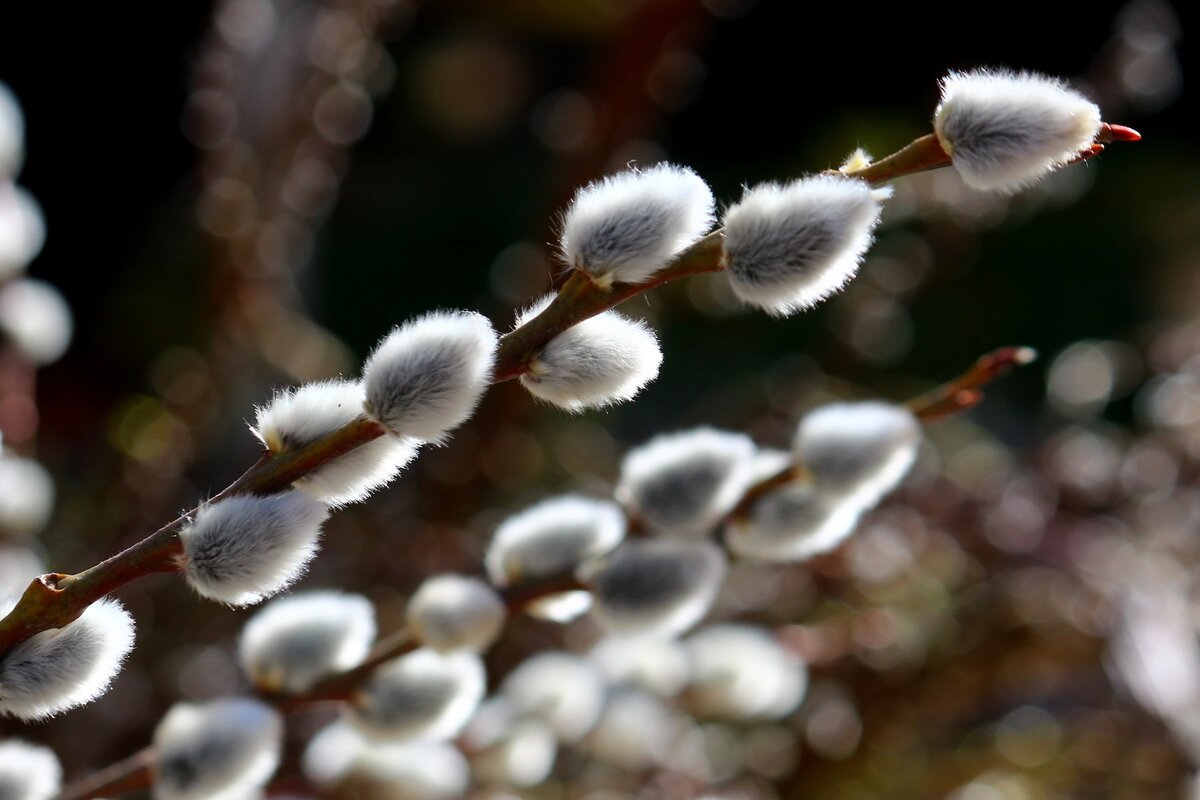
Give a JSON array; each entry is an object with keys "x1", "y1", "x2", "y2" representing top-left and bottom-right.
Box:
[
  {"x1": 905, "y1": 345, "x2": 1038, "y2": 422},
  {"x1": 0, "y1": 115, "x2": 1129, "y2": 657},
  {"x1": 58, "y1": 746, "x2": 155, "y2": 800},
  {"x1": 55, "y1": 343, "x2": 1039, "y2": 799}
]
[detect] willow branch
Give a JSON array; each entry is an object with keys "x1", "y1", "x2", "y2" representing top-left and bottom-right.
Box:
[{"x1": 1, "y1": 118, "x2": 1130, "y2": 656}]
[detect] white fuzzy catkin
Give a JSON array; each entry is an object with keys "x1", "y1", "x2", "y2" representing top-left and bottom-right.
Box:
[
  {"x1": 0, "y1": 455, "x2": 54, "y2": 534},
  {"x1": 472, "y1": 719, "x2": 558, "y2": 788},
  {"x1": 362, "y1": 310, "x2": 497, "y2": 443},
  {"x1": 253, "y1": 379, "x2": 418, "y2": 507},
  {"x1": 0, "y1": 185, "x2": 44, "y2": 280},
  {"x1": 722, "y1": 175, "x2": 884, "y2": 316},
  {"x1": 560, "y1": 162, "x2": 716, "y2": 287},
  {"x1": 178, "y1": 491, "x2": 329, "y2": 606},
  {"x1": 516, "y1": 295, "x2": 663, "y2": 411},
  {"x1": 0, "y1": 84, "x2": 22, "y2": 178},
  {"x1": 501, "y1": 651, "x2": 607, "y2": 742},
  {"x1": 348, "y1": 648, "x2": 484, "y2": 742},
  {"x1": 239, "y1": 590, "x2": 376, "y2": 692},
  {"x1": 616, "y1": 428, "x2": 757, "y2": 536},
  {"x1": 303, "y1": 722, "x2": 470, "y2": 799},
  {"x1": 793, "y1": 401, "x2": 920, "y2": 510},
  {"x1": 589, "y1": 635, "x2": 690, "y2": 697},
  {"x1": 486, "y1": 494, "x2": 626, "y2": 587},
  {"x1": 0, "y1": 279, "x2": 72, "y2": 365},
  {"x1": 586, "y1": 688, "x2": 679, "y2": 770},
  {"x1": 684, "y1": 624, "x2": 808, "y2": 720},
  {"x1": 0, "y1": 739, "x2": 61, "y2": 800},
  {"x1": 0, "y1": 547, "x2": 43, "y2": 599},
  {"x1": 0, "y1": 597, "x2": 135, "y2": 720},
  {"x1": 933, "y1": 69, "x2": 1102, "y2": 193},
  {"x1": 724, "y1": 483, "x2": 864, "y2": 562},
  {"x1": 583, "y1": 539, "x2": 727, "y2": 637},
  {"x1": 153, "y1": 698, "x2": 283, "y2": 800},
  {"x1": 406, "y1": 574, "x2": 506, "y2": 653}
]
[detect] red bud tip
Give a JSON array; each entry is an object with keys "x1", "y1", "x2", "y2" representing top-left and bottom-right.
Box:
[{"x1": 1100, "y1": 123, "x2": 1142, "y2": 143}]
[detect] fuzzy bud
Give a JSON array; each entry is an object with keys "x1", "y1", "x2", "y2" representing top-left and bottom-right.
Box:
[
  {"x1": 586, "y1": 688, "x2": 679, "y2": 770},
  {"x1": 792, "y1": 401, "x2": 920, "y2": 510},
  {"x1": 153, "y1": 698, "x2": 283, "y2": 800},
  {"x1": 348, "y1": 648, "x2": 484, "y2": 742},
  {"x1": 178, "y1": 491, "x2": 329, "y2": 607},
  {"x1": 583, "y1": 539, "x2": 727, "y2": 637},
  {"x1": 560, "y1": 163, "x2": 715, "y2": 287},
  {"x1": 0, "y1": 546, "x2": 43, "y2": 599},
  {"x1": 253, "y1": 379, "x2": 418, "y2": 507},
  {"x1": 0, "y1": 185, "x2": 44, "y2": 280},
  {"x1": 486, "y1": 495, "x2": 625, "y2": 621},
  {"x1": 304, "y1": 722, "x2": 470, "y2": 799},
  {"x1": 501, "y1": 651, "x2": 606, "y2": 742},
  {"x1": 362, "y1": 310, "x2": 497, "y2": 443},
  {"x1": 589, "y1": 635, "x2": 690, "y2": 697},
  {"x1": 0, "y1": 278, "x2": 72, "y2": 365},
  {"x1": 0, "y1": 83, "x2": 23, "y2": 178},
  {"x1": 517, "y1": 295, "x2": 662, "y2": 411},
  {"x1": 239, "y1": 590, "x2": 376, "y2": 693},
  {"x1": 723, "y1": 175, "x2": 884, "y2": 316},
  {"x1": 472, "y1": 719, "x2": 558, "y2": 788},
  {"x1": 616, "y1": 428, "x2": 756, "y2": 536},
  {"x1": 684, "y1": 624, "x2": 807, "y2": 720},
  {"x1": 0, "y1": 597, "x2": 135, "y2": 720},
  {"x1": 407, "y1": 574, "x2": 506, "y2": 653},
  {"x1": 0, "y1": 739, "x2": 60, "y2": 800},
  {"x1": 0, "y1": 454, "x2": 54, "y2": 535},
  {"x1": 724, "y1": 483, "x2": 864, "y2": 562},
  {"x1": 933, "y1": 68, "x2": 1102, "y2": 193}
]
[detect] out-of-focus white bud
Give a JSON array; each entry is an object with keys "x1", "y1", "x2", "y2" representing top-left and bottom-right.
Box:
[
  {"x1": 0, "y1": 597, "x2": 134, "y2": 720},
  {"x1": 722, "y1": 175, "x2": 884, "y2": 317},
  {"x1": 178, "y1": 491, "x2": 329, "y2": 607},
  {"x1": 362, "y1": 311, "x2": 497, "y2": 443},
  {"x1": 152, "y1": 698, "x2": 283, "y2": 800},
  {"x1": 589, "y1": 635, "x2": 690, "y2": 697},
  {"x1": 684, "y1": 625, "x2": 807, "y2": 720},
  {"x1": 502, "y1": 651, "x2": 606, "y2": 742},
  {"x1": 792, "y1": 401, "x2": 920, "y2": 510},
  {"x1": 0, "y1": 185, "x2": 44, "y2": 280},
  {"x1": 934, "y1": 68, "x2": 1102, "y2": 193},
  {"x1": 238, "y1": 590, "x2": 376, "y2": 692},
  {"x1": 304, "y1": 721, "x2": 470, "y2": 800},
  {"x1": 485, "y1": 494, "x2": 624, "y2": 621},
  {"x1": 0, "y1": 455, "x2": 54, "y2": 535},
  {"x1": 348, "y1": 648, "x2": 484, "y2": 742},
  {"x1": 0, "y1": 278, "x2": 71, "y2": 365},
  {"x1": 560, "y1": 162, "x2": 715, "y2": 287},
  {"x1": 584, "y1": 539, "x2": 727, "y2": 637},
  {"x1": 253, "y1": 379, "x2": 418, "y2": 507},
  {"x1": 0, "y1": 84, "x2": 23, "y2": 178},
  {"x1": 0, "y1": 546, "x2": 43, "y2": 599},
  {"x1": 516, "y1": 295, "x2": 662, "y2": 411},
  {"x1": 586, "y1": 688, "x2": 681, "y2": 770},
  {"x1": 0, "y1": 738, "x2": 60, "y2": 800},
  {"x1": 616, "y1": 428, "x2": 756, "y2": 536},
  {"x1": 724, "y1": 483, "x2": 863, "y2": 562},
  {"x1": 472, "y1": 718, "x2": 558, "y2": 788},
  {"x1": 407, "y1": 574, "x2": 506, "y2": 653}
]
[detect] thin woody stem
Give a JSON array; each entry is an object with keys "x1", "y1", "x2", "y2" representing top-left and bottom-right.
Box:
[
  {"x1": 58, "y1": 746, "x2": 155, "y2": 800},
  {"x1": 0, "y1": 115, "x2": 1124, "y2": 655},
  {"x1": 56, "y1": 346, "x2": 1033, "y2": 799},
  {"x1": 59, "y1": 573, "x2": 589, "y2": 800},
  {"x1": 905, "y1": 345, "x2": 1038, "y2": 421}
]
